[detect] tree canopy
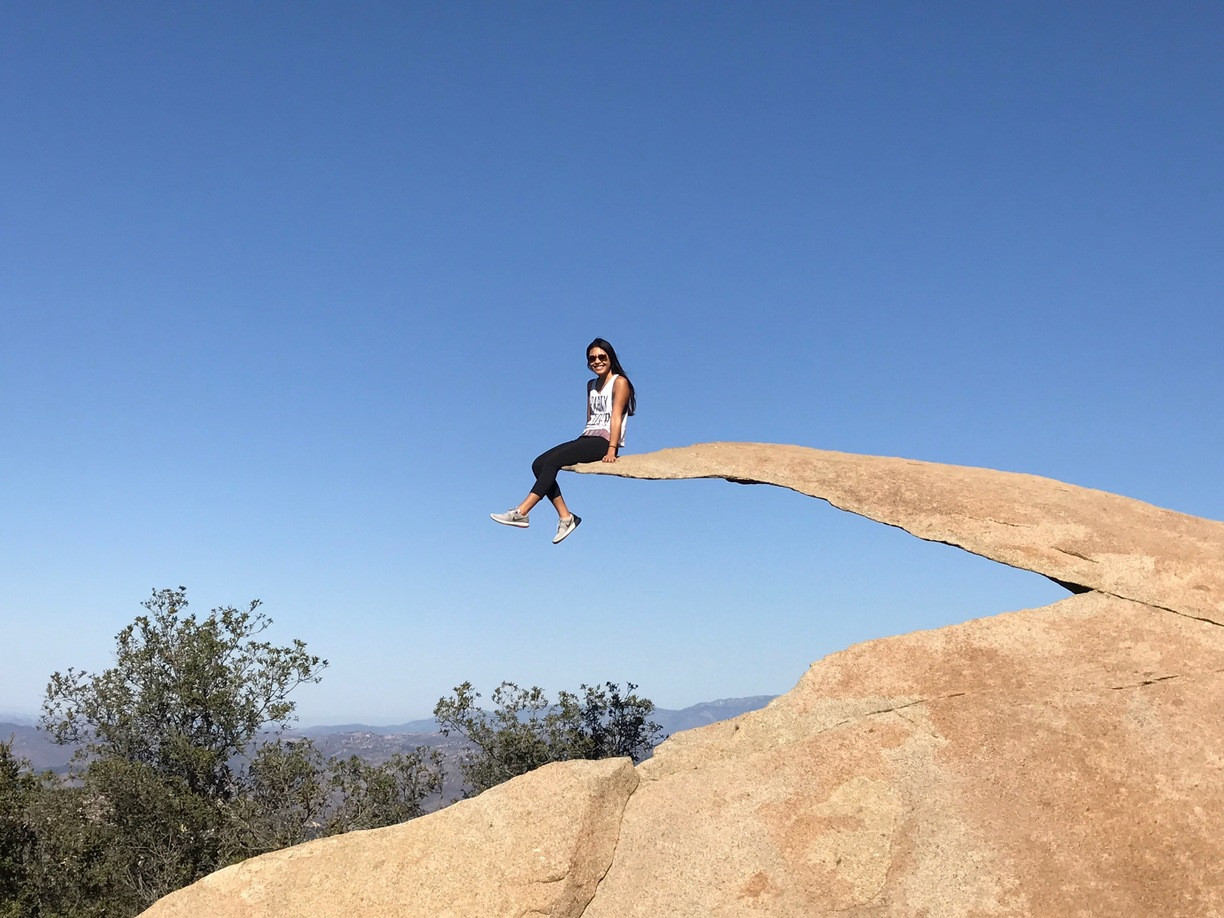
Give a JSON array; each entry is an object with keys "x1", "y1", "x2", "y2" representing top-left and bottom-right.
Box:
[
  {"x1": 42, "y1": 586, "x2": 327, "y2": 800},
  {"x1": 3, "y1": 587, "x2": 443, "y2": 917},
  {"x1": 2, "y1": 588, "x2": 664, "y2": 916},
  {"x1": 434, "y1": 681, "x2": 664, "y2": 796}
]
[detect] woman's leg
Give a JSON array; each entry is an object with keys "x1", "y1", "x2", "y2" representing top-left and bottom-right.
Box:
[
  {"x1": 549, "y1": 492, "x2": 572, "y2": 521},
  {"x1": 520, "y1": 437, "x2": 608, "y2": 516},
  {"x1": 516, "y1": 492, "x2": 544, "y2": 515}
]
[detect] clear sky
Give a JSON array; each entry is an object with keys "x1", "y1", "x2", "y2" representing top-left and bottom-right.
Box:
[{"x1": 2, "y1": 2, "x2": 1221, "y2": 725}]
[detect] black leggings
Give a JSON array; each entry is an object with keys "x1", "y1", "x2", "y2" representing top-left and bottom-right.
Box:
[{"x1": 531, "y1": 436, "x2": 611, "y2": 500}]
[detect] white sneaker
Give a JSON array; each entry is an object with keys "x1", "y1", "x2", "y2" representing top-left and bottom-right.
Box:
[
  {"x1": 490, "y1": 509, "x2": 530, "y2": 528},
  {"x1": 553, "y1": 515, "x2": 581, "y2": 544}
]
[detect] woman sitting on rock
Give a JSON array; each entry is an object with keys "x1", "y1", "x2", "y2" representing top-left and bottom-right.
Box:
[{"x1": 490, "y1": 337, "x2": 636, "y2": 544}]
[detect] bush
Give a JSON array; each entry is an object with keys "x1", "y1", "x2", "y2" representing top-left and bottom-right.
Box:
[
  {"x1": 17, "y1": 587, "x2": 442, "y2": 916},
  {"x1": 434, "y1": 681, "x2": 664, "y2": 796}
]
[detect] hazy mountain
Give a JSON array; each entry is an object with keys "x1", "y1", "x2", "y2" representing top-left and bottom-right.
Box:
[
  {"x1": 296, "y1": 695, "x2": 777, "y2": 739},
  {"x1": 1, "y1": 696, "x2": 776, "y2": 777},
  {"x1": 1, "y1": 723, "x2": 75, "y2": 773},
  {"x1": 651, "y1": 696, "x2": 776, "y2": 735},
  {"x1": 295, "y1": 717, "x2": 440, "y2": 738}
]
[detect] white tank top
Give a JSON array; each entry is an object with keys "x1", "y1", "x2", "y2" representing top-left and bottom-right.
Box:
[{"x1": 581, "y1": 373, "x2": 626, "y2": 447}]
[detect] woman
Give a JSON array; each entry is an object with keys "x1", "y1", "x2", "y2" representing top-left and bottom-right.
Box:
[{"x1": 491, "y1": 337, "x2": 637, "y2": 544}]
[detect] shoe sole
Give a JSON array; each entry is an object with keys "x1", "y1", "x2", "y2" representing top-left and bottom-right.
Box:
[
  {"x1": 491, "y1": 514, "x2": 529, "y2": 528},
  {"x1": 552, "y1": 516, "x2": 581, "y2": 544}
]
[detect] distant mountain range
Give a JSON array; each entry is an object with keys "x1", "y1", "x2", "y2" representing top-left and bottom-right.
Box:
[
  {"x1": 1, "y1": 695, "x2": 776, "y2": 775},
  {"x1": 293, "y1": 695, "x2": 777, "y2": 740},
  {"x1": 1, "y1": 722, "x2": 73, "y2": 772}
]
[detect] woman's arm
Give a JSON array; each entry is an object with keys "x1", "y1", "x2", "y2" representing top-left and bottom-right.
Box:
[{"x1": 603, "y1": 376, "x2": 630, "y2": 462}]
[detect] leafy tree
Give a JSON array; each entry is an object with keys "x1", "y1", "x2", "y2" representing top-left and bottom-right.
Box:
[
  {"x1": 434, "y1": 681, "x2": 664, "y2": 796},
  {"x1": 4, "y1": 588, "x2": 448, "y2": 916},
  {"x1": 0, "y1": 740, "x2": 35, "y2": 915},
  {"x1": 30, "y1": 587, "x2": 332, "y2": 912},
  {"x1": 0, "y1": 741, "x2": 113, "y2": 918},
  {"x1": 221, "y1": 740, "x2": 444, "y2": 857},
  {"x1": 322, "y1": 748, "x2": 443, "y2": 834},
  {"x1": 223, "y1": 738, "x2": 332, "y2": 857},
  {"x1": 43, "y1": 586, "x2": 327, "y2": 802}
]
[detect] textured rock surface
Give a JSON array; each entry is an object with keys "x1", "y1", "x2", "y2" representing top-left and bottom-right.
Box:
[
  {"x1": 143, "y1": 444, "x2": 1224, "y2": 917},
  {"x1": 574, "y1": 443, "x2": 1224, "y2": 624},
  {"x1": 583, "y1": 591, "x2": 1224, "y2": 917},
  {"x1": 140, "y1": 758, "x2": 637, "y2": 918}
]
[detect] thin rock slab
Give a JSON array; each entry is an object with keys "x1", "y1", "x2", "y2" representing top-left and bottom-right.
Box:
[
  {"x1": 140, "y1": 758, "x2": 637, "y2": 918},
  {"x1": 571, "y1": 443, "x2": 1224, "y2": 624},
  {"x1": 581, "y1": 593, "x2": 1224, "y2": 917}
]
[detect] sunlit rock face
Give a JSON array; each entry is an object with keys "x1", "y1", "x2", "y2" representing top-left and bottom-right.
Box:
[
  {"x1": 583, "y1": 590, "x2": 1224, "y2": 917},
  {"x1": 143, "y1": 444, "x2": 1224, "y2": 918},
  {"x1": 574, "y1": 443, "x2": 1224, "y2": 624},
  {"x1": 140, "y1": 758, "x2": 638, "y2": 918}
]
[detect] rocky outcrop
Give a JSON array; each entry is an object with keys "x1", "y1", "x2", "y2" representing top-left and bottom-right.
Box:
[
  {"x1": 142, "y1": 444, "x2": 1224, "y2": 917},
  {"x1": 573, "y1": 443, "x2": 1224, "y2": 624},
  {"x1": 141, "y1": 758, "x2": 637, "y2": 918},
  {"x1": 583, "y1": 590, "x2": 1224, "y2": 916}
]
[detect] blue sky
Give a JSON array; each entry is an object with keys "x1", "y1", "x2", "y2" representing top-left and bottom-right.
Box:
[{"x1": 3, "y1": 2, "x2": 1221, "y2": 725}]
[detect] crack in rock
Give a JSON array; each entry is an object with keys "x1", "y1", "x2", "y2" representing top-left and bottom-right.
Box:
[
  {"x1": 814, "y1": 670, "x2": 1224, "y2": 740},
  {"x1": 1053, "y1": 546, "x2": 1097, "y2": 563},
  {"x1": 575, "y1": 767, "x2": 639, "y2": 918},
  {"x1": 1108, "y1": 668, "x2": 1224, "y2": 691}
]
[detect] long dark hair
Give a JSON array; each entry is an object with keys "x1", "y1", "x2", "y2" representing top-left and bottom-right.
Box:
[{"x1": 587, "y1": 337, "x2": 636, "y2": 417}]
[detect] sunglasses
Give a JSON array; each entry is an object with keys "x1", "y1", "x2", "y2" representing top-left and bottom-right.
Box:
[{"x1": 587, "y1": 353, "x2": 610, "y2": 365}]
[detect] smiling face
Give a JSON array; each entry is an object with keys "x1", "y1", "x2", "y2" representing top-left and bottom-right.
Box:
[{"x1": 587, "y1": 348, "x2": 610, "y2": 374}]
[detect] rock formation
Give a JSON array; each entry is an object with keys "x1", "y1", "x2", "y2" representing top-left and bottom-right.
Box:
[
  {"x1": 142, "y1": 444, "x2": 1224, "y2": 918},
  {"x1": 575, "y1": 443, "x2": 1224, "y2": 625},
  {"x1": 141, "y1": 758, "x2": 636, "y2": 918}
]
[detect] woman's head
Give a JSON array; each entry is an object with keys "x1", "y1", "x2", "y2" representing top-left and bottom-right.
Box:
[{"x1": 586, "y1": 337, "x2": 636, "y2": 416}]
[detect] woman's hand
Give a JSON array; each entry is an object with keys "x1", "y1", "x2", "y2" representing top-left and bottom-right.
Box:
[{"x1": 602, "y1": 450, "x2": 618, "y2": 463}]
